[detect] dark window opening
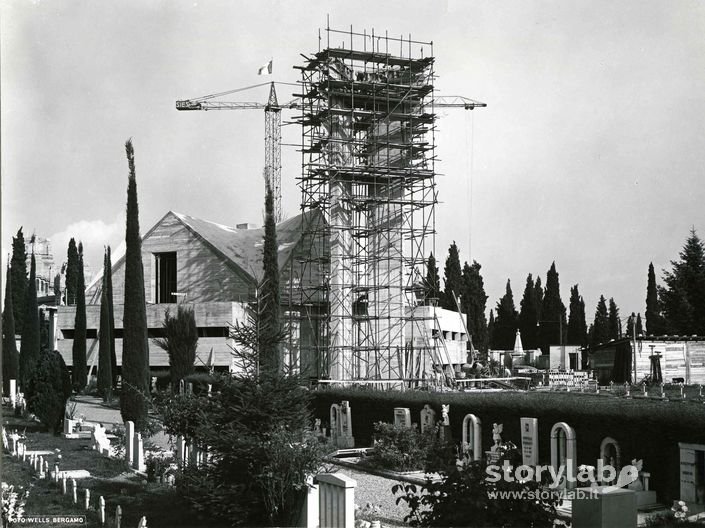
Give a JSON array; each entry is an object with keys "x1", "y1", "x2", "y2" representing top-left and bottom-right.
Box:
[{"x1": 155, "y1": 252, "x2": 177, "y2": 303}]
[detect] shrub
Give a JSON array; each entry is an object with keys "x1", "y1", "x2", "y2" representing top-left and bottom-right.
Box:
[
  {"x1": 364, "y1": 422, "x2": 454, "y2": 472},
  {"x1": 393, "y1": 453, "x2": 558, "y2": 527},
  {"x1": 153, "y1": 305, "x2": 198, "y2": 393},
  {"x1": 161, "y1": 372, "x2": 328, "y2": 526},
  {"x1": 26, "y1": 348, "x2": 72, "y2": 433}
]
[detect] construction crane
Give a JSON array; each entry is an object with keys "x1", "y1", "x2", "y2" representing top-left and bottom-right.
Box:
[
  {"x1": 176, "y1": 82, "x2": 298, "y2": 223},
  {"x1": 177, "y1": 82, "x2": 485, "y2": 224}
]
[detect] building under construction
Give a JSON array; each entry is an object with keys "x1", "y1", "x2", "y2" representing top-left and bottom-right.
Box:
[{"x1": 292, "y1": 26, "x2": 442, "y2": 385}]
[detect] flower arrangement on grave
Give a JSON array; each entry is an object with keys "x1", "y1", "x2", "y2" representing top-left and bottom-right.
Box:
[
  {"x1": 1, "y1": 482, "x2": 27, "y2": 525},
  {"x1": 671, "y1": 500, "x2": 689, "y2": 521},
  {"x1": 146, "y1": 450, "x2": 175, "y2": 483}
]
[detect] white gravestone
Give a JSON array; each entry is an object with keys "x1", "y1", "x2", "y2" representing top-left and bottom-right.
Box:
[
  {"x1": 92, "y1": 425, "x2": 112, "y2": 456},
  {"x1": 133, "y1": 432, "x2": 146, "y2": 472},
  {"x1": 520, "y1": 417, "x2": 539, "y2": 466},
  {"x1": 462, "y1": 414, "x2": 482, "y2": 461},
  {"x1": 9, "y1": 379, "x2": 17, "y2": 407},
  {"x1": 125, "y1": 421, "x2": 134, "y2": 468},
  {"x1": 329, "y1": 401, "x2": 355, "y2": 448},
  {"x1": 420, "y1": 404, "x2": 437, "y2": 434},
  {"x1": 550, "y1": 422, "x2": 577, "y2": 490},
  {"x1": 393, "y1": 408, "x2": 411, "y2": 429}
]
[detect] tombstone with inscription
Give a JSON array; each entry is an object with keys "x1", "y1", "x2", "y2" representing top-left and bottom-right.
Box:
[
  {"x1": 393, "y1": 408, "x2": 411, "y2": 429},
  {"x1": 420, "y1": 404, "x2": 437, "y2": 434},
  {"x1": 520, "y1": 417, "x2": 539, "y2": 466},
  {"x1": 329, "y1": 401, "x2": 355, "y2": 448}
]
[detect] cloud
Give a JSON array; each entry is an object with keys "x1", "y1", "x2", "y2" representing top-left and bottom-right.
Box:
[{"x1": 48, "y1": 212, "x2": 125, "y2": 283}]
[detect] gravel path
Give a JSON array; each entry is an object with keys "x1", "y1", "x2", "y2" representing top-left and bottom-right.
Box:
[{"x1": 336, "y1": 466, "x2": 418, "y2": 527}]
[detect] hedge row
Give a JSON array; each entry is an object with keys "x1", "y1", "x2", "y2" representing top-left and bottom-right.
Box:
[{"x1": 311, "y1": 388, "x2": 705, "y2": 503}]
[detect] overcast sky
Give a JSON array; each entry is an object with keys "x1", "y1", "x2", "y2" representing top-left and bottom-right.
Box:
[{"x1": 2, "y1": 0, "x2": 704, "y2": 323}]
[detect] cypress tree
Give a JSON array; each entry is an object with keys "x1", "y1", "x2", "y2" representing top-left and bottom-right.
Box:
[
  {"x1": 10, "y1": 228, "x2": 28, "y2": 335},
  {"x1": 19, "y1": 252, "x2": 40, "y2": 390},
  {"x1": 518, "y1": 274, "x2": 539, "y2": 349},
  {"x1": 53, "y1": 273, "x2": 62, "y2": 305},
  {"x1": 424, "y1": 252, "x2": 441, "y2": 306},
  {"x1": 607, "y1": 297, "x2": 620, "y2": 339},
  {"x1": 636, "y1": 313, "x2": 643, "y2": 336},
  {"x1": 97, "y1": 287, "x2": 112, "y2": 402},
  {"x1": 540, "y1": 262, "x2": 566, "y2": 352},
  {"x1": 106, "y1": 246, "x2": 118, "y2": 388},
  {"x1": 2, "y1": 264, "x2": 20, "y2": 395},
  {"x1": 460, "y1": 261, "x2": 489, "y2": 353},
  {"x1": 494, "y1": 279, "x2": 518, "y2": 350},
  {"x1": 533, "y1": 276, "x2": 544, "y2": 322},
  {"x1": 259, "y1": 181, "x2": 282, "y2": 375},
  {"x1": 71, "y1": 243, "x2": 88, "y2": 391},
  {"x1": 567, "y1": 285, "x2": 587, "y2": 346},
  {"x1": 660, "y1": 229, "x2": 705, "y2": 335},
  {"x1": 121, "y1": 139, "x2": 150, "y2": 430},
  {"x1": 645, "y1": 262, "x2": 666, "y2": 336},
  {"x1": 66, "y1": 238, "x2": 79, "y2": 305},
  {"x1": 591, "y1": 295, "x2": 610, "y2": 347},
  {"x1": 487, "y1": 309, "x2": 495, "y2": 350},
  {"x1": 441, "y1": 241, "x2": 462, "y2": 310}
]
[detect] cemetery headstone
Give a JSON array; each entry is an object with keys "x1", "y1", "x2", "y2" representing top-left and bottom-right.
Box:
[
  {"x1": 520, "y1": 417, "x2": 539, "y2": 466},
  {"x1": 461, "y1": 414, "x2": 482, "y2": 461},
  {"x1": 125, "y1": 421, "x2": 135, "y2": 468},
  {"x1": 133, "y1": 432, "x2": 146, "y2": 472},
  {"x1": 393, "y1": 408, "x2": 411, "y2": 429},
  {"x1": 550, "y1": 422, "x2": 577, "y2": 490},
  {"x1": 420, "y1": 404, "x2": 437, "y2": 434},
  {"x1": 439, "y1": 405, "x2": 452, "y2": 443},
  {"x1": 9, "y1": 379, "x2": 16, "y2": 407}
]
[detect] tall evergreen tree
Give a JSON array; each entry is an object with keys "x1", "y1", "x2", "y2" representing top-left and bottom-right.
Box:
[
  {"x1": 645, "y1": 262, "x2": 666, "y2": 336},
  {"x1": 259, "y1": 181, "x2": 282, "y2": 375},
  {"x1": 121, "y1": 139, "x2": 150, "y2": 430},
  {"x1": 533, "y1": 276, "x2": 544, "y2": 322},
  {"x1": 2, "y1": 264, "x2": 20, "y2": 395},
  {"x1": 72, "y1": 242, "x2": 88, "y2": 391},
  {"x1": 10, "y1": 228, "x2": 28, "y2": 335},
  {"x1": 424, "y1": 252, "x2": 441, "y2": 306},
  {"x1": 567, "y1": 285, "x2": 587, "y2": 346},
  {"x1": 636, "y1": 313, "x2": 643, "y2": 336},
  {"x1": 518, "y1": 274, "x2": 539, "y2": 349},
  {"x1": 494, "y1": 279, "x2": 518, "y2": 350},
  {"x1": 591, "y1": 295, "x2": 610, "y2": 347},
  {"x1": 66, "y1": 238, "x2": 79, "y2": 305},
  {"x1": 487, "y1": 309, "x2": 495, "y2": 350},
  {"x1": 660, "y1": 229, "x2": 705, "y2": 336},
  {"x1": 105, "y1": 246, "x2": 118, "y2": 388},
  {"x1": 441, "y1": 241, "x2": 463, "y2": 310},
  {"x1": 53, "y1": 273, "x2": 62, "y2": 305},
  {"x1": 540, "y1": 262, "x2": 566, "y2": 351},
  {"x1": 19, "y1": 252, "x2": 40, "y2": 390},
  {"x1": 607, "y1": 298, "x2": 621, "y2": 339},
  {"x1": 97, "y1": 288, "x2": 113, "y2": 402},
  {"x1": 460, "y1": 261, "x2": 489, "y2": 353}
]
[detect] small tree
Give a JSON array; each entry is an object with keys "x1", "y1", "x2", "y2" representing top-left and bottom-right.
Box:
[
  {"x1": 494, "y1": 279, "x2": 518, "y2": 350},
  {"x1": 97, "y1": 288, "x2": 113, "y2": 402},
  {"x1": 441, "y1": 242, "x2": 462, "y2": 310},
  {"x1": 2, "y1": 264, "x2": 20, "y2": 395},
  {"x1": 106, "y1": 246, "x2": 118, "y2": 388},
  {"x1": 19, "y1": 252, "x2": 40, "y2": 390},
  {"x1": 153, "y1": 305, "x2": 198, "y2": 392},
  {"x1": 71, "y1": 242, "x2": 88, "y2": 391},
  {"x1": 567, "y1": 284, "x2": 588, "y2": 346},
  {"x1": 591, "y1": 295, "x2": 610, "y2": 347},
  {"x1": 645, "y1": 262, "x2": 666, "y2": 336},
  {"x1": 424, "y1": 252, "x2": 441, "y2": 305},
  {"x1": 518, "y1": 274, "x2": 538, "y2": 349},
  {"x1": 66, "y1": 238, "x2": 79, "y2": 305},
  {"x1": 26, "y1": 348, "x2": 72, "y2": 434},
  {"x1": 608, "y1": 297, "x2": 621, "y2": 339}
]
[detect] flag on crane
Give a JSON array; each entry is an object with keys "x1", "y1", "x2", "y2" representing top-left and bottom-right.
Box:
[{"x1": 258, "y1": 59, "x2": 273, "y2": 76}]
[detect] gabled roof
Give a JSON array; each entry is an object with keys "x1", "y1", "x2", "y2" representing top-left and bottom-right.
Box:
[{"x1": 172, "y1": 209, "x2": 320, "y2": 283}]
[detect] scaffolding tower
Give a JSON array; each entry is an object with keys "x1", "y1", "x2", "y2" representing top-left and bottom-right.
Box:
[{"x1": 294, "y1": 25, "x2": 438, "y2": 384}]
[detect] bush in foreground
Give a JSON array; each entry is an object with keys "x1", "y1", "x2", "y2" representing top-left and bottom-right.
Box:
[{"x1": 26, "y1": 348, "x2": 72, "y2": 434}]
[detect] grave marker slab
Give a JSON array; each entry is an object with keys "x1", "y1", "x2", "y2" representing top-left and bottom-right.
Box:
[
  {"x1": 520, "y1": 417, "x2": 538, "y2": 466},
  {"x1": 393, "y1": 408, "x2": 411, "y2": 429}
]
